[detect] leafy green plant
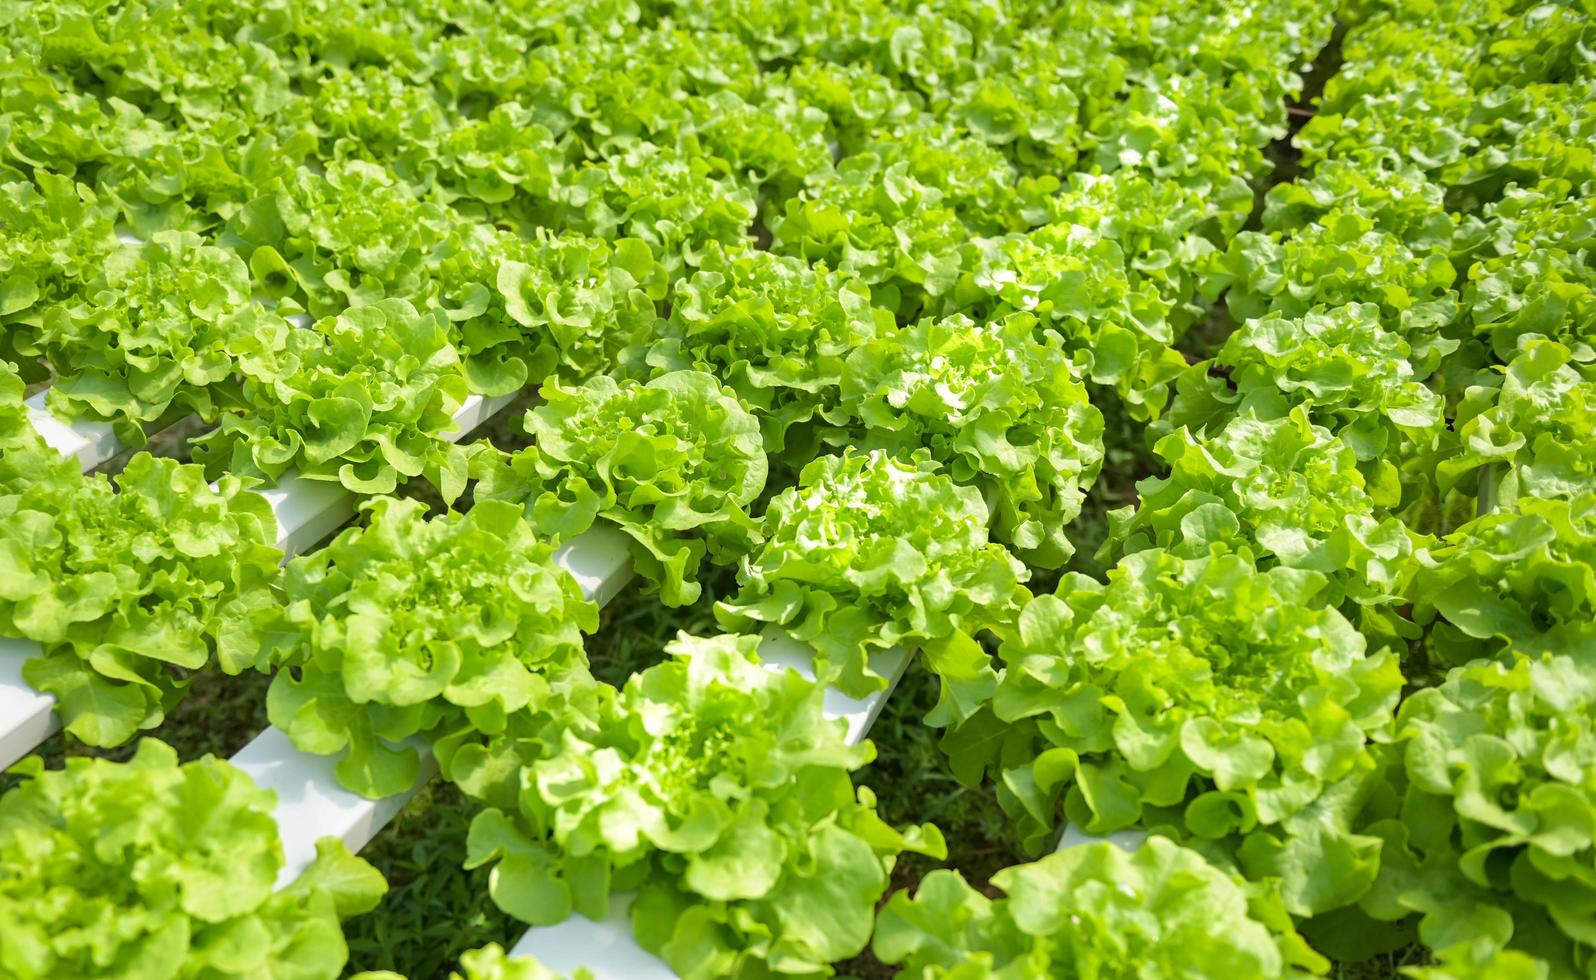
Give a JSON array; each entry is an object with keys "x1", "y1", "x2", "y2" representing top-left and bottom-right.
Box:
[
  {"x1": 1211, "y1": 163, "x2": 1461, "y2": 370},
  {"x1": 1084, "y1": 68, "x2": 1276, "y2": 192},
  {"x1": 834, "y1": 312, "x2": 1104, "y2": 568},
  {"x1": 0, "y1": 170, "x2": 121, "y2": 379},
  {"x1": 934, "y1": 27, "x2": 1101, "y2": 176},
  {"x1": 622, "y1": 243, "x2": 888, "y2": 460},
  {"x1": 770, "y1": 59, "x2": 916, "y2": 156},
  {"x1": 474, "y1": 370, "x2": 766, "y2": 606},
  {"x1": 192, "y1": 298, "x2": 472, "y2": 500},
  {"x1": 40, "y1": 231, "x2": 286, "y2": 443},
  {"x1": 875, "y1": 837, "x2": 1328, "y2": 977},
  {"x1": 226, "y1": 160, "x2": 457, "y2": 321},
  {"x1": 419, "y1": 227, "x2": 663, "y2": 396},
  {"x1": 454, "y1": 944, "x2": 592, "y2": 980},
  {"x1": 458, "y1": 633, "x2": 945, "y2": 980},
  {"x1": 1440, "y1": 337, "x2": 1596, "y2": 504},
  {"x1": 485, "y1": 233, "x2": 664, "y2": 388},
  {"x1": 1107, "y1": 409, "x2": 1421, "y2": 614},
  {"x1": 554, "y1": 142, "x2": 757, "y2": 278},
  {"x1": 0, "y1": 360, "x2": 79, "y2": 494},
  {"x1": 250, "y1": 495, "x2": 597, "y2": 799},
  {"x1": 939, "y1": 222, "x2": 1182, "y2": 419},
  {"x1": 716, "y1": 449, "x2": 1029, "y2": 698},
  {"x1": 1041, "y1": 170, "x2": 1249, "y2": 335},
  {"x1": 0, "y1": 739, "x2": 387, "y2": 979},
  {"x1": 771, "y1": 146, "x2": 973, "y2": 312},
  {"x1": 1410, "y1": 492, "x2": 1596, "y2": 668},
  {"x1": 941, "y1": 547, "x2": 1402, "y2": 917},
  {"x1": 1350, "y1": 653, "x2": 1596, "y2": 976},
  {"x1": 4, "y1": 454, "x2": 280, "y2": 747},
  {"x1": 1454, "y1": 179, "x2": 1595, "y2": 367},
  {"x1": 1164, "y1": 303, "x2": 1448, "y2": 476}
]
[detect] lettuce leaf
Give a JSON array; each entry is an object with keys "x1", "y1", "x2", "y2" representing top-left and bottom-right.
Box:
[
  {"x1": 252, "y1": 495, "x2": 598, "y2": 799},
  {"x1": 460, "y1": 632, "x2": 944, "y2": 979},
  {"x1": 4, "y1": 454, "x2": 280, "y2": 747},
  {"x1": 622, "y1": 243, "x2": 888, "y2": 460},
  {"x1": 1441, "y1": 337, "x2": 1596, "y2": 504},
  {"x1": 0, "y1": 358, "x2": 80, "y2": 495},
  {"x1": 41, "y1": 231, "x2": 285, "y2": 444},
  {"x1": 945, "y1": 547, "x2": 1400, "y2": 910},
  {"x1": 940, "y1": 222, "x2": 1182, "y2": 419},
  {"x1": 1411, "y1": 493, "x2": 1596, "y2": 669},
  {"x1": 875, "y1": 837, "x2": 1326, "y2": 978},
  {"x1": 192, "y1": 298, "x2": 471, "y2": 499},
  {"x1": 475, "y1": 370, "x2": 766, "y2": 606},
  {"x1": 1108, "y1": 409, "x2": 1422, "y2": 613},
  {"x1": 0, "y1": 169, "x2": 121, "y2": 378},
  {"x1": 0, "y1": 739, "x2": 385, "y2": 979},
  {"x1": 834, "y1": 313, "x2": 1104, "y2": 568},
  {"x1": 1164, "y1": 303, "x2": 1448, "y2": 470},
  {"x1": 1352, "y1": 653, "x2": 1596, "y2": 977},
  {"x1": 716, "y1": 449, "x2": 1028, "y2": 698},
  {"x1": 552, "y1": 142, "x2": 756, "y2": 280}
]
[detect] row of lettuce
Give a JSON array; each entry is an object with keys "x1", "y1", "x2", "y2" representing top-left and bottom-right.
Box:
[
  {"x1": 916, "y1": 1, "x2": 1594, "y2": 977},
  {"x1": 1, "y1": 0, "x2": 1593, "y2": 979}
]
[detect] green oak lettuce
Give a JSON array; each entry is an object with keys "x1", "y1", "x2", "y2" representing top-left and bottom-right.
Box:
[
  {"x1": 936, "y1": 27, "x2": 1100, "y2": 176},
  {"x1": 523, "y1": 28, "x2": 763, "y2": 157},
  {"x1": 940, "y1": 222, "x2": 1182, "y2": 419},
  {"x1": 0, "y1": 359, "x2": 80, "y2": 494},
  {"x1": 474, "y1": 370, "x2": 766, "y2": 607},
  {"x1": 716, "y1": 450, "x2": 1029, "y2": 698},
  {"x1": 0, "y1": 169, "x2": 121, "y2": 378},
  {"x1": 427, "y1": 227, "x2": 663, "y2": 396},
  {"x1": 40, "y1": 231, "x2": 287, "y2": 444},
  {"x1": 1041, "y1": 170, "x2": 1249, "y2": 335},
  {"x1": 834, "y1": 313, "x2": 1104, "y2": 569},
  {"x1": 622, "y1": 243, "x2": 888, "y2": 459},
  {"x1": 457, "y1": 945, "x2": 591, "y2": 980},
  {"x1": 1410, "y1": 492, "x2": 1596, "y2": 669},
  {"x1": 1164, "y1": 303, "x2": 1448, "y2": 472},
  {"x1": 1455, "y1": 178, "x2": 1595, "y2": 367},
  {"x1": 3, "y1": 454, "x2": 280, "y2": 747},
  {"x1": 226, "y1": 160, "x2": 457, "y2": 320},
  {"x1": 1212, "y1": 161, "x2": 1461, "y2": 372},
  {"x1": 945, "y1": 548, "x2": 1401, "y2": 915},
  {"x1": 552, "y1": 142, "x2": 756, "y2": 279},
  {"x1": 1085, "y1": 69, "x2": 1275, "y2": 191},
  {"x1": 191, "y1": 298, "x2": 471, "y2": 500},
  {"x1": 769, "y1": 59, "x2": 915, "y2": 155},
  {"x1": 307, "y1": 64, "x2": 449, "y2": 175},
  {"x1": 1440, "y1": 337, "x2": 1596, "y2": 505},
  {"x1": 1107, "y1": 409, "x2": 1421, "y2": 613},
  {"x1": 770, "y1": 146, "x2": 973, "y2": 312},
  {"x1": 678, "y1": 89, "x2": 834, "y2": 206},
  {"x1": 251, "y1": 495, "x2": 597, "y2": 799},
  {"x1": 1351, "y1": 654, "x2": 1596, "y2": 977},
  {"x1": 0, "y1": 739, "x2": 386, "y2": 979},
  {"x1": 874, "y1": 837, "x2": 1327, "y2": 978},
  {"x1": 461, "y1": 632, "x2": 945, "y2": 980},
  {"x1": 484, "y1": 232, "x2": 664, "y2": 388},
  {"x1": 425, "y1": 102, "x2": 565, "y2": 217}
]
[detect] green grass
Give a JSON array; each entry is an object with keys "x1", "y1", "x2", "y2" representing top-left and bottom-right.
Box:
[{"x1": 342, "y1": 778, "x2": 523, "y2": 978}]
